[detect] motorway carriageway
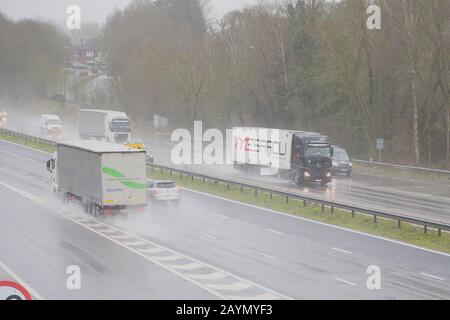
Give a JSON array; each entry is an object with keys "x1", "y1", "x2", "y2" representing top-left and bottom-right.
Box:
[
  {"x1": 4, "y1": 110, "x2": 450, "y2": 225},
  {"x1": 0, "y1": 139, "x2": 450, "y2": 299}
]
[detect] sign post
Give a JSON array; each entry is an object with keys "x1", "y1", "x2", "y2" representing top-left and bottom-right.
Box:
[{"x1": 376, "y1": 138, "x2": 384, "y2": 162}]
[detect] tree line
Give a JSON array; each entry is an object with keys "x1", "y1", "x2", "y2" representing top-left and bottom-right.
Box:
[
  {"x1": 0, "y1": 13, "x2": 69, "y2": 103},
  {"x1": 102, "y1": 0, "x2": 449, "y2": 167}
]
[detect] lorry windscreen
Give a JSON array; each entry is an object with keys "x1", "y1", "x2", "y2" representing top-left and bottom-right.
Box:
[
  {"x1": 110, "y1": 119, "x2": 131, "y2": 132},
  {"x1": 305, "y1": 146, "x2": 331, "y2": 158},
  {"x1": 47, "y1": 119, "x2": 61, "y2": 126}
]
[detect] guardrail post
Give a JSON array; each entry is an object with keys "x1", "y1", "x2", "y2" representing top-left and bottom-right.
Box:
[
  {"x1": 438, "y1": 229, "x2": 441, "y2": 237},
  {"x1": 303, "y1": 200, "x2": 306, "y2": 207},
  {"x1": 286, "y1": 196, "x2": 289, "y2": 204},
  {"x1": 331, "y1": 206, "x2": 334, "y2": 213},
  {"x1": 398, "y1": 220, "x2": 401, "y2": 229},
  {"x1": 269, "y1": 193, "x2": 272, "y2": 199},
  {"x1": 170, "y1": 170, "x2": 173, "y2": 177},
  {"x1": 160, "y1": 168, "x2": 163, "y2": 174},
  {"x1": 240, "y1": 186, "x2": 243, "y2": 193},
  {"x1": 227, "y1": 184, "x2": 230, "y2": 191},
  {"x1": 352, "y1": 210, "x2": 355, "y2": 218},
  {"x1": 424, "y1": 225, "x2": 427, "y2": 234},
  {"x1": 321, "y1": 204, "x2": 324, "y2": 213},
  {"x1": 254, "y1": 189, "x2": 257, "y2": 197},
  {"x1": 180, "y1": 173, "x2": 183, "y2": 179},
  {"x1": 191, "y1": 175, "x2": 194, "y2": 181},
  {"x1": 374, "y1": 215, "x2": 377, "y2": 224},
  {"x1": 203, "y1": 178, "x2": 205, "y2": 183},
  {"x1": 214, "y1": 181, "x2": 218, "y2": 187}
]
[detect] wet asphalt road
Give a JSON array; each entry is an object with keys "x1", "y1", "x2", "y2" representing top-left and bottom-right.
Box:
[
  {"x1": 4, "y1": 110, "x2": 450, "y2": 225},
  {"x1": 1, "y1": 139, "x2": 450, "y2": 299}
]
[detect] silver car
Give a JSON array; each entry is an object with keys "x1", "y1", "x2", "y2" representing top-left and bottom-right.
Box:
[{"x1": 147, "y1": 179, "x2": 180, "y2": 205}]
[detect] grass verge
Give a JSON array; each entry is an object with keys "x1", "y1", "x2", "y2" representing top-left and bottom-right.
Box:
[
  {"x1": 0, "y1": 132, "x2": 55, "y2": 153},
  {"x1": 148, "y1": 167, "x2": 450, "y2": 254}
]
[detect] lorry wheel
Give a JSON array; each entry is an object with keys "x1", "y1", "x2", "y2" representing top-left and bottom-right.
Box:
[
  {"x1": 320, "y1": 180, "x2": 329, "y2": 186},
  {"x1": 293, "y1": 169, "x2": 303, "y2": 186}
]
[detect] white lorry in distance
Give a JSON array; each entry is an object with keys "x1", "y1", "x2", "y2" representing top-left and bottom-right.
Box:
[
  {"x1": 0, "y1": 101, "x2": 7, "y2": 126},
  {"x1": 78, "y1": 109, "x2": 132, "y2": 144},
  {"x1": 40, "y1": 114, "x2": 63, "y2": 138},
  {"x1": 232, "y1": 127, "x2": 333, "y2": 185},
  {"x1": 46, "y1": 140, "x2": 147, "y2": 216}
]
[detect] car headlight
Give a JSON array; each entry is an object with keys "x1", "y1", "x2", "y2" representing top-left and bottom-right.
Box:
[
  {"x1": 332, "y1": 161, "x2": 338, "y2": 167},
  {"x1": 326, "y1": 172, "x2": 332, "y2": 177},
  {"x1": 304, "y1": 172, "x2": 311, "y2": 178},
  {"x1": 349, "y1": 162, "x2": 353, "y2": 167}
]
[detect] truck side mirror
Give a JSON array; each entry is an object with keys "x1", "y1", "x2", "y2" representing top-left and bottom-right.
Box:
[
  {"x1": 46, "y1": 159, "x2": 55, "y2": 172},
  {"x1": 330, "y1": 147, "x2": 334, "y2": 157}
]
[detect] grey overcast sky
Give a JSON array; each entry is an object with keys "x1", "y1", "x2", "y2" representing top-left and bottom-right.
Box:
[{"x1": 0, "y1": 0, "x2": 259, "y2": 24}]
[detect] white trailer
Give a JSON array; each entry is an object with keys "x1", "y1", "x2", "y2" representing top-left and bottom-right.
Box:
[
  {"x1": 232, "y1": 127, "x2": 333, "y2": 185},
  {"x1": 78, "y1": 109, "x2": 131, "y2": 143},
  {"x1": 47, "y1": 140, "x2": 147, "y2": 215}
]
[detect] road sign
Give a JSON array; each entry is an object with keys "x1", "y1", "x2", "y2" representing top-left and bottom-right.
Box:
[{"x1": 376, "y1": 138, "x2": 384, "y2": 150}]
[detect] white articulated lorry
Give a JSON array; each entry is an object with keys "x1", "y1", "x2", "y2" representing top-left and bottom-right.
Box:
[
  {"x1": 232, "y1": 127, "x2": 333, "y2": 185},
  {"x1": 46, "y1": 140, "x2": 147, "y2": 216},
  {"x1": 78, "y1": 109, "x2": 132, "y2": 143}
]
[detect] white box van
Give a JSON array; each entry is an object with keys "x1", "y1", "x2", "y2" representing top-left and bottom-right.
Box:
[{"x1": 40, "y1": 114, "x2": 63, "y2": 137}]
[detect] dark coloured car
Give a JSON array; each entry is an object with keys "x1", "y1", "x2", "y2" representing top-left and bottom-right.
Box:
[{"x1": 332, "y1": 146, "x2": 352, "y2": 177}]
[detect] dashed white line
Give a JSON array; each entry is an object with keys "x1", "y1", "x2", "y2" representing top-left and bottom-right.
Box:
[
  {"x1": 334, "y1": 277, "x2": 357, "y2": 287},
  {"x1": 332, "y1": 247, "x2": 352, "y2": 255},
  {"x1": 266, "y1": 228, "x2": 284, "y2": 235},
  {"x1": 157, "y1": 217, "x2": 168, "y2": 223},
  {"x1": 256, "y1": 252, "x2": 276, "y2": 260},
  {"x1": 122, "y1": 240, "x2": 147, "y2": 247},
  {"x1": 137, "y1": 247, "x2": 164, "y2": 254},
  {"x1": 420, "y1": 272, "x2": 445, "y2": 281},
  {"x1": 207, "y1": 282, "x2": 253, "y2": 291},
  {"x1": 110, "y1": 234, "x2": 132, "y2": 240},
  {"x1": 153, "y1": 254, "x2": 183, "y2": 262},
  {"x1": 169, "y1": 263, "x2": 203, "y2": 271},
  {"x1": 216, "y1": 214, "x2": 231, "y2": 220},
  {"x1": 199, "y1": 232, "x2": 216, "y2": 240},
  {"x1": 187, "y1": 272, "x2": 227, "y2": 280}
]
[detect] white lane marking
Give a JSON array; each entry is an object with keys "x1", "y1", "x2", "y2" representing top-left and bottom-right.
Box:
[
  {"x1": 137, "y1": 247, "x2": 164, "y2": 254},
  {"x1": 122, "y1": 240, "x2": 147, "y2": 247},
  {"x1": 85, "y1": 223, "x2": 103, "y2": 228},
  {"x1": 182, "y1": 188, "x2": 450, "y2": 258},
  {"x1": 199, "y1": 232, "x2": 216, "y2": 240},
  {"x1": 266, "y1": 228, "x2": 283, "y2": 235},
  {"x1": 187, "y1": 272, "x2": 227, "y2": 281},
  {"x1": 332, "y1": 247, "x2": 352, "y2": 255},
  {"x1": 0, "y1": 180, "x2": 229, "y2": 300},
  {"x1": 420, "y1": 272, "x2": 445, "y2": 281},
  {"x1": 207, "y1": 282, "x2": 253, "y2": 291},
  {"x1": 256, "y1": 252, "x2": 276, "y2": 260},
  {"x1": 0, "y1": 178, "x2": 291, "y2": 300},
  {"x1": 168, "y1": 263, "x2": 203, "y2": 271},
  {"x1": 97, "y1": 228, "x2": 117, "y2": 234},
  {"x1": 228, "y1": 293, "x2": 282, "y2": 300},
  {"x1": 217, "y1": 214, "x2": 231, "y2": 220},
  {"x1": 0, "y1": 261, "x2": 44, "y2": 300},
  {"x1": 334, "y1": 277, "x2": 357, "y2": 287},
  {"x1": 157, "y1": 217, "x2": 168, "y2": 223},
  {"x1": 152, "y1": 254, "x2": 183, "y2": 262},
  {"x1": 110, "y1": 234, "x2": 132, "y2": 240}
]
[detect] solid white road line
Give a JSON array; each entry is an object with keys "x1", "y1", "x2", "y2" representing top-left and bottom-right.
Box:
[
  {"x1": 334, "y1": 277, "x2": 357, "y2": 287},
  {"x1": 420, "y1": 272, "x2": 445, "y2": 281},
  {"x1": 0, "y1": 261, "x2": 44, "y2": 300},
  {"x1": 332, "y1": 247, "x2": 352, "y2": 255}
]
